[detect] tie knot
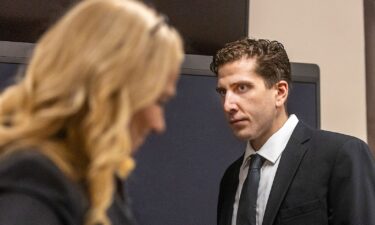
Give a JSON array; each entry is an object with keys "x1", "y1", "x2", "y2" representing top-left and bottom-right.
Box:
[{"x1": 249, "y1": 154, "x2": 265, "y2": 170}]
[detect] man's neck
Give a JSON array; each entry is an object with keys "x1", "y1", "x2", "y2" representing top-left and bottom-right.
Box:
[{"x1": 250, "y1": 112, "x2": 289, "y2": 151}]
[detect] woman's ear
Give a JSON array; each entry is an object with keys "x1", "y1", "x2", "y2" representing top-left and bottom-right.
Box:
[{"x1": 275, "y1": 80, "x2": 288, "y2": 107}]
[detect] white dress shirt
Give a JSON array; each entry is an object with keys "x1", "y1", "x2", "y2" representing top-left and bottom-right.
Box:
[{"x1": 231, "y1": 114, "x2": 299, "y2": 225}]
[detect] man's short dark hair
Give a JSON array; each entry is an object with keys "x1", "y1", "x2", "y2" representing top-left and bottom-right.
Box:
[{"x1": 210, "y1": 38, "x2": 291, "y2": 88}]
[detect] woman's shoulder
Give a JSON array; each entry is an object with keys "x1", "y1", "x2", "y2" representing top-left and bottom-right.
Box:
[
  {"x1": 0, "y1": 150, "x2": 61, "y2": 175},
  {"x1": 0, "y1": 150, "x2": 74, "y2": 193},
  {"x1": 0, "y1": 150, "x2": 88, "y2": 224}
]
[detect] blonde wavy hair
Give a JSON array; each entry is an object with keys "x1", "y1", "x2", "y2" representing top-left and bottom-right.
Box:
[{"x1": 0, "y1": 0, "x2": 183, "y2": 224}]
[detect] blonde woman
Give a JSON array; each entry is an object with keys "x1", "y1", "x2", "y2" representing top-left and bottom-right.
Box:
[{"x1": 0, "y1": 0, "x2": 183, "y2": 225}]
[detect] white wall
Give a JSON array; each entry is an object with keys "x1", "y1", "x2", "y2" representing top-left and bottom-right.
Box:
[{"x1": 249, "y1": 0, "x2": 367, "y2": 141}]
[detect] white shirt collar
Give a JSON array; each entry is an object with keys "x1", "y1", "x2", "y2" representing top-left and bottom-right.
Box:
[{"x1": 243, "y1": 114, "x2": 299, "y2": 166}]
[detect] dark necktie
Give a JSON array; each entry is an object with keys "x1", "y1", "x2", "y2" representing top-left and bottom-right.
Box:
[{"x1": 236, "y1": 154, "x2": 265, "y2": 225}]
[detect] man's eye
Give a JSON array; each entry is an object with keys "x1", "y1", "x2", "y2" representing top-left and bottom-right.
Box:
[
  {"x1": 216, "y1": 88, "x2": 226, "y2": 97},
  {"x1": 237, "y1": 84, "x2": 249, "y2": 93}
]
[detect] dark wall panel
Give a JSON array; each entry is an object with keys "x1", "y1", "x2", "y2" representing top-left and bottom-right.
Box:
[
  {"x1": 0, "y1": 63, "x2": 23, "y2": 91},
  {"x1": 0, "y1": 47, "x2": 320, "y2": 225},
  {"x1": 128, "y1": 75, "x2": 244, "y2": 225}
]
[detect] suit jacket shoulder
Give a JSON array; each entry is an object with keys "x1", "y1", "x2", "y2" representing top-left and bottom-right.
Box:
[{"x1": 265, "y1": 122, "x2": 375, "y2": 225}]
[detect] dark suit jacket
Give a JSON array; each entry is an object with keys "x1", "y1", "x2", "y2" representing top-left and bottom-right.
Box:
[
  {"x1": 218, "y1": 122, "x2": 375, "y2": 225},
  {"x1": 0, "y1": 151, "x2": 137, "y2": 225}
]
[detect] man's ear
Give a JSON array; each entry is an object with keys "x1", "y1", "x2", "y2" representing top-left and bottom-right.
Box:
[{"x1": 275, "y1": 80, "x2": 288, "y2": 107}]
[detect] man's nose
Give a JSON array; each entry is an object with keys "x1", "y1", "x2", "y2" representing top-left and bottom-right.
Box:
[{"x1": 223, "y1": 92, "x2": 238, "y2": 113}]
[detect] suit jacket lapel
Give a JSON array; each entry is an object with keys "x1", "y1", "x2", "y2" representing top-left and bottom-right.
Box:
[
  {"x1": 262, "y1": 122, "x2": 312, "y2": 225},
  {"x1": 221, "y1": 156, "x2": 243, "y2": 225}
]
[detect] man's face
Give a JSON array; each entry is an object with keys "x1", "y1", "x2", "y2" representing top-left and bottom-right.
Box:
[{"x1": 216, "y1": 57, "x2": 283, "y2": 149}]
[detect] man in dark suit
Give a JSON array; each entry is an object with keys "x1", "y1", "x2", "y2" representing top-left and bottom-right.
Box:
[{"x1": 210, "y1": 38, "x2": 375, "y2": 225}]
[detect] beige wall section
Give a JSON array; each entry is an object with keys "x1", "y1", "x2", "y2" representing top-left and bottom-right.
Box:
[{"x1": 249, "y1": 0, "x2": 367, "y2": 141}]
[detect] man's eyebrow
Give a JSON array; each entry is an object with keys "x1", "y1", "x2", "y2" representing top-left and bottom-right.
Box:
[
  {"x1": 231, "y1": 80, "x2": 253, "y2": 85},
  {"x1": 217, "y1": 80, "x2": 254, "y2": 89}
]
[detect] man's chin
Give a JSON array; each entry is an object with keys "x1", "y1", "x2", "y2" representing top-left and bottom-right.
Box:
[{"x1": 232, "y1": 131, "x2": 252, "y2": 141}]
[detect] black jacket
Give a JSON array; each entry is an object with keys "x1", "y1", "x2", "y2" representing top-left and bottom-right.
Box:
[
  {"x1": 0, "y1": 151, "x2": 136, "y2": 225},
  {"x1": 218, "y1": 122, "x2": 375, "y2": 225}
]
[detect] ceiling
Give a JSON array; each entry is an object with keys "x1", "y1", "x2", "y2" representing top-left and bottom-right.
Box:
[
  {"x1": 0, "y1": 0, "x2": 249, "y2": 55},
  {"x1": 0, "y1": 0, "x2": 78, "y2": 42}
]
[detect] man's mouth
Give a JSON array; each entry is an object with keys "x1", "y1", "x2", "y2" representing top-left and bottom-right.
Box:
[{"x1": 229, "y1": 118, "x2": 247, "y2": 125}]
